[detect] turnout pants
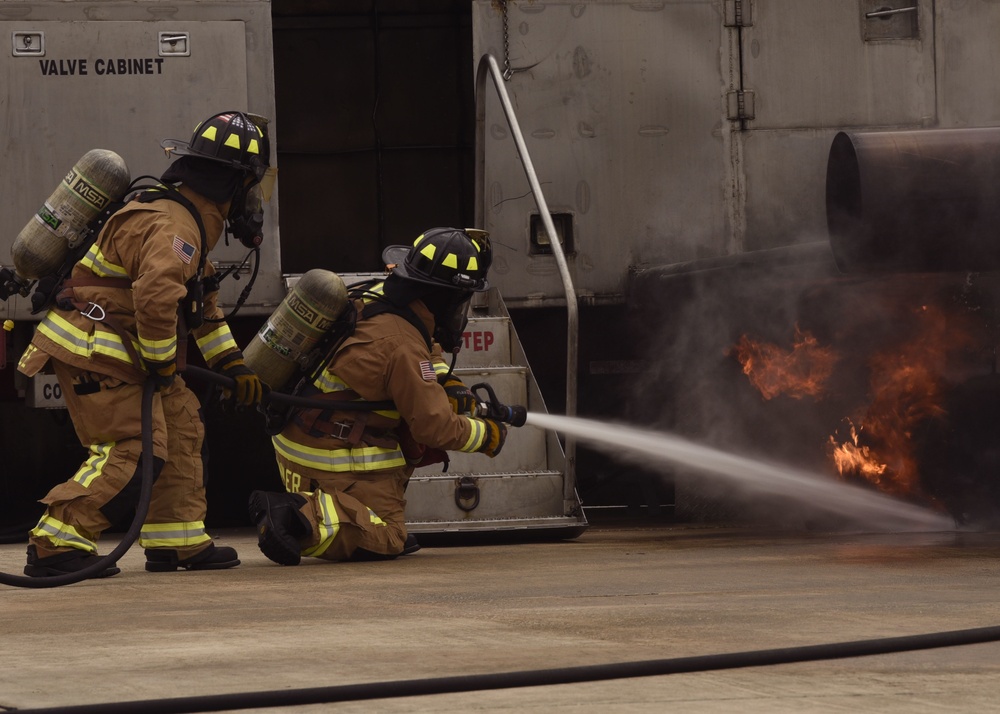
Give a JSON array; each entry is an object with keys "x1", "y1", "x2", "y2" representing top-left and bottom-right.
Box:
[
  {"x1": 29, "y1": 360, "x2": 213, "y2": 558},
  {"x1": 274, "y1": 454, "x2": 410, "y2": 561}
]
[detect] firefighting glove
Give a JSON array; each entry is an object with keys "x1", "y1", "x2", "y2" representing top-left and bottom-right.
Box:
[
  {"x1": 216, "y1": 354, "x2": 265, "y2": 408},
  {"x1": 145, "y1": 359, "x2": 177, "y2": 392},
  {"x1": 476, "y1": 418, "x2": 507, "y2": 458},
  {"x1": 439, "y1": 375, "x2": 476, "y2": 415}
]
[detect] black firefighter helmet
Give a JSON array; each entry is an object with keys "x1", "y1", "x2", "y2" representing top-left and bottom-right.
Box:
[
  {"x1": 382, "y1": 228, "x2": 493, "y2": 354},
  {"x1": 382, "y1": 228, "x2": 492, "y2": 292}
]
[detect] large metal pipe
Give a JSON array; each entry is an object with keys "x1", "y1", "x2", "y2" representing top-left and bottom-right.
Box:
[{"x1": 826, "y1": 128, "x2": 1000, "y2": 273}]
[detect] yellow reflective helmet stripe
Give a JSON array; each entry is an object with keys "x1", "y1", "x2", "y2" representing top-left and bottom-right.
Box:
[
  {"x1": 419, "y1": 244, "x2": 436, "y2": 261},
  {"x1": 467, "y1": 256, "x2": 479, "y2": 272},
  {"x1": 224, "y1": 133, "x2": 241, "y2": 151},
  {"x1": 442, "y1": 252, "x2": 458, "y2": 269},
  {"x1": 138, "y1": 521, "x2": 212, "y2": 549},
  {"x1": 201, "y1": 125, "x2": 218, "y2": 142}
]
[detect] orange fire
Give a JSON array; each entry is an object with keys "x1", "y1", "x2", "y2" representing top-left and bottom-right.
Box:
[
  {"x1": 733, "y1": 305, "x2": 976, "y2": 499},
  {"x1": 730, "y1": 325, "x2": 838, "y2": 401}
]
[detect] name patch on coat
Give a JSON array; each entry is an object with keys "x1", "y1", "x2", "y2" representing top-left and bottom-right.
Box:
[
  {"x1": 172, "y1": 235, "x2": 196, "y2": 264},
  {"x1": 419, "y1": 361, "x2": 436, "y2": 381}
]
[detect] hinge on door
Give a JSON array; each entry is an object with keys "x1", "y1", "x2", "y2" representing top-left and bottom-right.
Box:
[
  {"x1": 726, "y1": 89, "x2": 756, "y2": 121},
  {"x1": 724, "y1": 0, "x2": 753, "y2": 27}
]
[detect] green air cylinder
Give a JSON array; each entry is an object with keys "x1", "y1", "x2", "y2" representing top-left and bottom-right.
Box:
[
  {"x1": 244, "y1": 269, "x2": 349, "y2": 391},
  {"x1": 11, "y1": 149, "x2": 131, "y2": 280}
]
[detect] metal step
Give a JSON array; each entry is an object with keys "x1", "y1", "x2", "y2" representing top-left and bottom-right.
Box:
[{"x1": 406, "y1": 470, "x2": 569, "y2": 525}]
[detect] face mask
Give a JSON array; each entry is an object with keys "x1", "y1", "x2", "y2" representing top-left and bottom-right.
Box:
[
  {"x1": 227, "y1": 183, "x2": 264, "y2": 249},
  {"x1": 433, "y1": 293, "x2": 472, "y2": 354}
]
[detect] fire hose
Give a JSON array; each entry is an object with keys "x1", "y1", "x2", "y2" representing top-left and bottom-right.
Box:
[
  {"x1": 0, "y1": 366, "x2": 523, "y2": 588},
  {"x1": 12, "y1": 624, "x2": 1000, "y2": 713}
]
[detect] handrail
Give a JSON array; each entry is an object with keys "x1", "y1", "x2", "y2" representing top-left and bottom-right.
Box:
[{"x1": 474, "y1": 53, "x2": 579, "y2": 507}]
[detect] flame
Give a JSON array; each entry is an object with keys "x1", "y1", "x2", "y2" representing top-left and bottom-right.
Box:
[
  {"x1": 733, "y1": 304, "x2": 977, "y2": 500},
  {"x1": 730, "y1": 325, "x2": 838, "y2": 401},
  {"x1": 826, "y1": 304, "x2": 956, "y2": 496}
]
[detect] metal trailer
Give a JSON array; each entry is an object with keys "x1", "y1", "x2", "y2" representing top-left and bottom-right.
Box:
[{"x1": 4, "y1": 0, "x2": 1000, "y2": 529}]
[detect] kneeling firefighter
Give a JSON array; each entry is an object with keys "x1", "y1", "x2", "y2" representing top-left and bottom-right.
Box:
[
  {"x1": 249, "y1": 227, "x2": 519, "y2": 564},
  {"x1": 17, "y1": 111, "x2": 274, "y2": 577}
]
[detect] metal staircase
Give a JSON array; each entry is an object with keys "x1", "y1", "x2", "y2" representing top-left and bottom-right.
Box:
[{"x1": 404, "y1": 287, "x2": 588, "y2": 538}]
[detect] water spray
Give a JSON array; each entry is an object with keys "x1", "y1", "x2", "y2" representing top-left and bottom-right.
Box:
[{"x1": 525, "y1": 412, "x2": 955, "y2": 532}]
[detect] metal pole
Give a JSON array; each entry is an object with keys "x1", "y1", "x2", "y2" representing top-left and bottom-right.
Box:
[{"x1": 475, "y1": 54, "x2": 579, "y2": 508}]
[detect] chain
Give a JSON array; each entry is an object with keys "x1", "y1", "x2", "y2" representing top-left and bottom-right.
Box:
[{"x1": 501, "y1": 0, "x2": 513, "y2": 81}]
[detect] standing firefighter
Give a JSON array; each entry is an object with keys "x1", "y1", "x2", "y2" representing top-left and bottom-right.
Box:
[
  {"x1": 250, "y1": 228, "x2": 515, "y2": 564},
  {"x1": 17, "y1": 111, "x2": 274, "y2": 577}
]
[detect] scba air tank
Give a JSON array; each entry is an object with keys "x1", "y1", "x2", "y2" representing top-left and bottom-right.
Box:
[
  {"x1": 244, "y1": 268, "x2": 349, "y2": 391},
  {"x1": 11, "y1": 149, "x2": 131, "y2": 280}
]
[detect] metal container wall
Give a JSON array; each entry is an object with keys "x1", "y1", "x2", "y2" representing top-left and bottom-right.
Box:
[{"x1": 0, "y1": 1, "x2": 281, "y2": 321}]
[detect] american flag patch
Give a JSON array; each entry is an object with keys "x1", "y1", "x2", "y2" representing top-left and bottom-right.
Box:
[
  {"x1": 172, "y1": 235, "x2": 196, "y2": 264},
  {"x1": 419, "y1": 360, "x2": 436, "y2": 381}
]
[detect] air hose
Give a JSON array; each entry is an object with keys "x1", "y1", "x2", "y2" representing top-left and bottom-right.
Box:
[
  {"x1": 0, "y1": 380, "x2": 157, "y2": 589},
  {"x1": 12, "y1": 624, "x2": 1000, "y2": 713}
]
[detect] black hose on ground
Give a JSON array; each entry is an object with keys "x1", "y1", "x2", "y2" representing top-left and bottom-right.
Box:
[
  {"x1": 13, "y1": 624, "x2": 1000, "y2": 713},
  {"x1": 0, "y1": 380, "x2": 157, "y2": 589}
]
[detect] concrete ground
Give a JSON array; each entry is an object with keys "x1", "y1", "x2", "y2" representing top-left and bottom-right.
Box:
[{"x1": 2, "y1": 521, "x2": 1000, "y2": 713}]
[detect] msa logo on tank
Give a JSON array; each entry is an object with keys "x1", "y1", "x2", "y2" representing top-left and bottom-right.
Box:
[
  {"x1": 65, "y1": 168, "x2": 112, "y2": 211},
  {"x1": 287, "y1": 293, "x2": 336, "y2": 332}
]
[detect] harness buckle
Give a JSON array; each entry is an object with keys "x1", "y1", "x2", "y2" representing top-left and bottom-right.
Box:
[
  {"x1": 329, "y1": 420, "x2": 353, "y2": 440},
  {"x1": 80, "y1": 302, "x2": 106, "y2": 321}
]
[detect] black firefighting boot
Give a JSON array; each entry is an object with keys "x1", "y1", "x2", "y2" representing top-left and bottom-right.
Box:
[
  {"x1": 248, "y1": 491, "x2": 310, "y2": 566},
  {"x1": 349, "y1": 533, "x2": 421, "y2": 562},
  {"x1": 23, "y1": 544, "x2": 121, "y2": 579},
  {"x1": 144, "y1": 543, "x2": 241, "y2": 572},
  {"x1": 402, "y1": 533, "x2": 421, "y2": 555}
]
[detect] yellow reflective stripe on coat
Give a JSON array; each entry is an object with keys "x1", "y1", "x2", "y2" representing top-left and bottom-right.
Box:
[
  {"x1": 139, "y1": 334, "x2": 177, "y2": 363},
  {"x1": 79, "y1": 243, "x2": 129, "y2": 279},
  {"x1": 73, "y1": 442, "x2": 114, "y2": 488},
  {"x1": 196, "y1": 324, "x2": 238, "y2": 362},
  {"x1": 30, "y1": 516, "x2": 98, "y2": 553},
  {"x1": 138, "y1": 522, "x2": 212, "y2": 549},
  {"x1": 37, "y1": 311, "x2": 135, "y2": 364},
  {"x1": 460, "y1": 417, "x2": 487, "y2": 453},
  {"x1": 272, "y1": 433, "x2": 406, "y2": 472},
  {"x1": 301, "y1": 489, "x2": 340, "y2": 558}
]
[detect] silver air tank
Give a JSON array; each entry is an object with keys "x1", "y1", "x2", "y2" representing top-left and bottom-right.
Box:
[
  {"x1": 244, "y1": 268, "x2": 349, "y2": 391},
  {"x1": 11, "y1": 149, "x2": 131, "y2": 280}
]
